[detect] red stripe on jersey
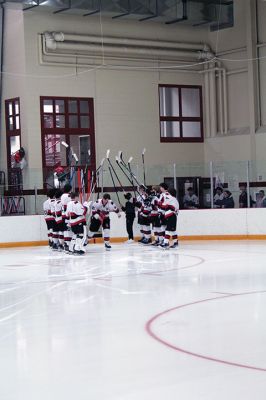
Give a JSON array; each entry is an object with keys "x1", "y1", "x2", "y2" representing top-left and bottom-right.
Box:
[
  {"x1": 165, "y1": 212, "x2": 175, "y2": 218},
  {"x1": 70, "y1": 219, "x2": 86, "y2": 226}
]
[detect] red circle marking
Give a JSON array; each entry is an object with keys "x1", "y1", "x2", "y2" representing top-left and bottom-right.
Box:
[{"x1": 146, "y1": 290, "x2": 266, "y2": 372}]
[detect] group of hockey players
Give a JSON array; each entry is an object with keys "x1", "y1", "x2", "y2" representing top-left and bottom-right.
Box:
[
  {"x1": 43, "y1": 184, "x2": 121, "y2": 255},
  {"x1": 43, "y1": 181, "x2": 179, "y2": 255},
  {"x1": 135, "y1": 182, "x2": 179, "y2": 249}
]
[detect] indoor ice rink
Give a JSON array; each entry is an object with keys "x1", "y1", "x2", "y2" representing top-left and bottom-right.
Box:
[
  {"x1": 0, "y1": 0, "x2": 266, "y2": 399},
  {"x1": 1, "y1": 241, "x2": 266, "y2": 400}
]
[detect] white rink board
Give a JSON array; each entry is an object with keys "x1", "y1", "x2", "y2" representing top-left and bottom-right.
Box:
[
  {"x1": 0, "y1": 209, "x2": 266, "y2": 243},
  {"x1": 178, "y1": 209, "x2": 248, "y2": 236},
  {"x1": 0, "y1": 215, "x2": 46, "y2": 243},
  {"x1": 246, "y1": 209, "x2": 266, "y2": 235}
]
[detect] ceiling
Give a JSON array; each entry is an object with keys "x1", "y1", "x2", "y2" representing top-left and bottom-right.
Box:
[{"x1": 6, "y1": 0, "x2": 234, "y2": 30}]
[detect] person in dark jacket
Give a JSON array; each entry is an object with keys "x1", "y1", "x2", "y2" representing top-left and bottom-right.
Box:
[
  {"x1": 221, "y1": 190, "x2": 235, "y2": 208},
  {"x1": 239, "y1": 184, "x2": 255, "y2": 208},
  {"x1": 122, "y1": 193, "x2": 136, "y2": 243}
]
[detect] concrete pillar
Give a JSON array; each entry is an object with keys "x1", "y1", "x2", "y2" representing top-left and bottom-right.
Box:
[
  {"x1": 209, "y1": 61, "x2": 217, "y2": 138},
  {"x1": 246, "y1": 0, "x2": 258, "y2": 178}
]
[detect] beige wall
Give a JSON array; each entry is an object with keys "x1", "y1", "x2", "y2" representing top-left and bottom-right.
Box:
[
  {"x1": 14, "y1": 9, "x2": 209, "y2": 188},
  {"x1": 1, "y1": 0, "x2": 266, "y2": 189},
  {"x1": 0, "y1": 3, "x2": 27, "y2": 174}
]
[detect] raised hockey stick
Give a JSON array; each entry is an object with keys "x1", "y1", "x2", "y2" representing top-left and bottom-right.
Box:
[
  {"x1": 107, "y1": 163, "x2": 122, "y2": 207},
  {"x1": 142, "y1": 148, "x2": 147, "y2": 187},
  {"x1": 106, "y1": 150, "x2": 125, "y2": 193},
  {"x1": 117, "y1": 151, "x2": 146, "y2": 189},
  {"x1": 127, "y1": 156, "x2": 137, "y2": 198},
  {"x1": 86, "y1": 158, "x2": 105, "y2": 203},
  {"x1": 69, "y1": 153, "x2": 79, "y2": 185},
  {"x1": 96, "y1": 158, "x2": 105, "y2": 200},
  {"x1": 115, "y1": 156, "x2": 143, "y2": 198}
]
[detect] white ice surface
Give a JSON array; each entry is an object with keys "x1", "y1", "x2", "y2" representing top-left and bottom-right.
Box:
[{"x1": 0, "y1": 241, "x2": 266, "y2": 400}]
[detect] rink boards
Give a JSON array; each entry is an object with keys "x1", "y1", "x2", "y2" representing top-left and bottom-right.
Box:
[{"x1": 1, "y1": 209, "x2": 266, "y2": 247}]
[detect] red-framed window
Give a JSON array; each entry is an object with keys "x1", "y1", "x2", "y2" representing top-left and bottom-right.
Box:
[
  {"x1": 159, "y1": 85, "x2": 204, "y2": 143},
  {"x1": 5, "y1": 98, "x2": 21, "y2": 167},
  {"x1": 5, "y1": 98, "x2": 23, "y2": 189},
  {"x1": 40, "y1": 96, "x2": 96, "y2": 188}
]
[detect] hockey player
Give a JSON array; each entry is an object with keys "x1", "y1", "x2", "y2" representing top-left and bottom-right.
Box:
[
  {"x1": 139, "y1": 191, "x2": 152, "y2": 244},
  {"x1": 135, "y1": 185, "x2": 149, "y2": 243},
  {"x1": 150, "y1": 186, "x2": 163, "y2": 246},
  {"x1": 159, "y1": 184, "x2": 179, "y2": 249},
  {"x1": 66, "y1": 192, "x2": 87, "y2": 255},
  {"x1": 88, "y1": 193, "x2": 121, "y2": 250},
  {"x1": 61, "y1": 184, "x2": 72, "y2": 252},
  {"x1": 50, "y1": 190, "x2": 59, "y2": 250},
  {"x1": 54, "y1": 190, "x2": 64, "y2": 251},
  {"x1": 156, "y1": 182, "x2": 169, "y2": 246},
  {"x1": 43, "y1": 189, "x2": 56, "y2": 248}
]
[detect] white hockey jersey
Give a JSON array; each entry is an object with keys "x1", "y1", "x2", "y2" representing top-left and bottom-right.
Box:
[
  {"x1": 50, "y1": 198, "x2": 56, "y2": 219},
  {"x1": 66, "y1": 200, "x2": 86, "y2": 227},
  {"x1": 43, "y1": 198, "x2": 54, "y2": 221},
  {"x1": 91, "y1": 199, "x2": 119, "y2": 219},
  {"x1": 55, "y1": 199, "x2": 63, "y2": 224},
  {"x1": 150, "y1": 194, "x2": 160, "y2": 217},
  {"x1": 61, "y1": 193, "x2": 71, "y2": 219},
  {"x1": 136, "y1": 193, "x2": 147, "y2": 208},
  {"x1": 159, "y1": 192, "x2": 179, "y2": 218}
]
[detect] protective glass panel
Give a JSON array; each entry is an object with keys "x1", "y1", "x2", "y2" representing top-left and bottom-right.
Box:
[
  {"x1": 159, "y1": 87, "x2": 179, "y2": 117},
  {"x1": 160, "y1": 121, "x2": 180, "y2": 138},
  {"x1": 44, "y1": 134, "x2": 67, "y2": 166},
  {"x1": 181, "y1": 88, "x2": 201, "y2": 117},
  {"x1": 182, "y1": 121, "x2": 201, "y2": 138}
]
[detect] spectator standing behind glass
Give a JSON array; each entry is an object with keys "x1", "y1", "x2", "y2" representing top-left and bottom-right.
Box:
[
  {"x1": 213, "y1": 187, "x2": 224, "y2": 208},
  {"x1": 121, "y1": 192, "x2": 135, "y2": 243},
  {"x1": 183, "y1": 187, "x2": 199, "y2": 209},
  {"x1": 239, "y1": 184, "x2": 255, "y2": 208},
  {"x1": 221, "y1": 190, "x2": 235, "y2": 208},
  {"x1": 256, "y1": 190, "x2": 266, "y2": 208}
]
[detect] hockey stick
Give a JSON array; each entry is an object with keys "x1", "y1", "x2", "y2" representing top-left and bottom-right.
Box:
[
  {"x1": 117, "y1": 151, "x2": 146, "y2": 189},
  {"x1": 106, "y1": 150, "x2": 125, "y2": 193},
  {"x1": 127, "y1": 156, "x2": 137, "y2": 198},
  {"x1": 69, "y1": 153, "x2": 79, "y2": 186},
  {"x1": 107, "y1": 163, "x2": 122, "y2": 207},
  {"x1": 115, "y1": 156, "x2": 143, "y2": 198},
  {"x1": 142, "y1": 148, "x2": 147, "y2": 187},
  {"x1": 96, "y1": 158, "x2": 105, "y2": 200}
]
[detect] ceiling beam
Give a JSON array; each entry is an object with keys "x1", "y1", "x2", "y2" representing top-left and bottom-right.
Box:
[
  {"x1": 23, "y1": 0, "x2": 40, "y2": 11},
  {"x1": 53, "y1": 0, "x2": 72, "y2": 14},
  {"x1": 165, "y1": 0, "x2": 188, "y2": 25}
]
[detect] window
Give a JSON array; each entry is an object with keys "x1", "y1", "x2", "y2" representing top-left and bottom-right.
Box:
[
  {"x1": 5, "y1": 98, "x2": 23, "y2": 189},
  {"x1": 40, "y1": 97, "x2": 96, "y2": 188},
  {"x1": 159, "y1": 85, "x2": 203, "y2": 143}
]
